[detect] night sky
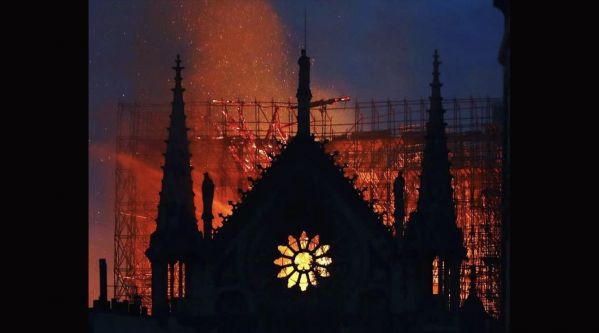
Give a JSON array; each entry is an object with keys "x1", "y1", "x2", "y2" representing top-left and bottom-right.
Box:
[{"x1": 89, "y1": 0, "x2": 503, "y2": 304}]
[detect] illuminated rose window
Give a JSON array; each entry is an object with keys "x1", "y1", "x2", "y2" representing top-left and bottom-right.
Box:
[{"x1": 274, "y1": 231, "x2": 332, "y2": 292}]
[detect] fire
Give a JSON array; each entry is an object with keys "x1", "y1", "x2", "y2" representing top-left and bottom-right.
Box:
[
  {"x1": 114, "y1": 98, "x2": 503, "y2": 318},
  {"x1": 102, "y1": 0, "x2": 502, "y2": 318},
  {"x1": 180, "y1": 0, "x2": 295, "y2": 101}
]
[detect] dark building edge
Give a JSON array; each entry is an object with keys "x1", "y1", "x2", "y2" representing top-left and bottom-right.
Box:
[{"x1": 494, "y1": 0, "x2": 510, "y2": 332}]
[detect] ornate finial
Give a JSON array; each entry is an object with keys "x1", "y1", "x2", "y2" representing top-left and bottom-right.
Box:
[
  {"x1": 433, "y1": 50, "x2": 441, "y2": 78},
  {"x1": 429, "y1": 49, "x2": 444, "y2": 119},
  {"x1": 171, "y1": 54, "x2": 185, "y2": 97},
  {"x1": 173, "y1": 54, "x2": 184, "y2": 72}
]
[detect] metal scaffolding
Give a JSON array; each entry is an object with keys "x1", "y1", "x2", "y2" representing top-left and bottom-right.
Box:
[{"x1": 114, "y1": 97, "x2": 502, "y2": 317}]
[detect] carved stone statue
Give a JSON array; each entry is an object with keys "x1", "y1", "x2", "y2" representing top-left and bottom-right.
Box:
[
  {"x1": 202, "y1": 172, "x2": 215, "y2": 239},
  {"x1": 393, "y1": 171, "x2": 406, "y2": 236}
]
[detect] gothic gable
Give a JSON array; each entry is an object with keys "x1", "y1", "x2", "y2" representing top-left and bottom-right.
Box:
[{"x1": 210, "y1": 136, "x2": 393, "y2": 306}]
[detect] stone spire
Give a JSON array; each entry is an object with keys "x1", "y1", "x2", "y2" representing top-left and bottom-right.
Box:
[
  {"x1": 296, "y1": 49, "x2": 312, "y2": 137},
  {"x1": 412, "y1": 50, "x2": 463, "y2": 254},
  {"x1": 404, "y1": 50, "x2": 466, "y2": 312},
  {"x1": 146, "y1": 55, "x2": 202, "y2": 318},
  {"x1": 153, "y1": 54, "x2": 198, "y2": 234}
]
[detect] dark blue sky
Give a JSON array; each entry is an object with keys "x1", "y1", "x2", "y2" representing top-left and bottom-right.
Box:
[
  {"x1": 89, "y1": 0, "x2": 503, "y2": 301},
  {"x1": 272, "y1": 0, "x2": 502, "y2": 99}
]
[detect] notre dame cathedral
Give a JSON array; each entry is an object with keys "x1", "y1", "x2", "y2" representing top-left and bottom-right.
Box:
[{"x1": 143, "y1": 47, "x2": 497, "y2": 333}]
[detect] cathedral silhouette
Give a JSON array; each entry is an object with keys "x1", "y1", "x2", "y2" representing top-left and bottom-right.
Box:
[{"x1": 137, "y1": 48, "x2": 498, "y2": 332}]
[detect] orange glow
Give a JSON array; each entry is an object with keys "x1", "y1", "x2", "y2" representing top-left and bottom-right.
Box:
[
  {"x1": 167, "y1": 261, "x2": 186, "y2": 299},
  {"x1": 181, "y1": 0, "x2": 294, "y2": 101},
  {"x1": 172, "y1": 0, "x2": 341, "y2": 105},
  {"x1": 91, "y1": 0, "x2": 504, "y2": 321},
  {"x1": 432, "y1": 256, "x2": 440, "y2": 295}
]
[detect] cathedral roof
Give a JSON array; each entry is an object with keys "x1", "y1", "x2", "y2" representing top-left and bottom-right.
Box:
[{"x1": 211, "y1": 134, "x2": 391, "y2": 252}]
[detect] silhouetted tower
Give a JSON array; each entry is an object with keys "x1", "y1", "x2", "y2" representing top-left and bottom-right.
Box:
[
  {"x1": 296, "y1": 49, "x2": 312, "y2": 137},
  {"x1": 99, "y1": 258, "x2": 108, "y2": 303},
  {"x1": 202, "y1": 172, "x2": 215, "y2": 240},
  {"x1": 146, "y1": 55, "x2": 202, "y2": 318},
  {"x1": 393, "y1": 171, "x2": 406, "y2": 236},
  {"x1": 405, "y1": 50, "x2": 466, "y2": 312}
]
